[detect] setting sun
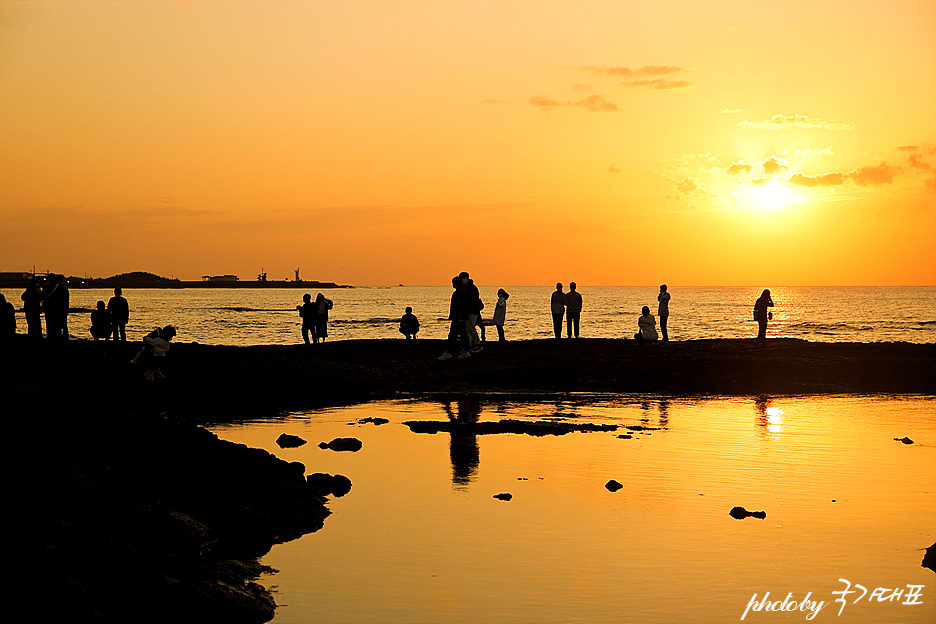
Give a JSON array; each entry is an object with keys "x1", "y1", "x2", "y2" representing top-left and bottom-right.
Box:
[{"x1": 743, "y1": 180, "x2": 801, "y2": 212}]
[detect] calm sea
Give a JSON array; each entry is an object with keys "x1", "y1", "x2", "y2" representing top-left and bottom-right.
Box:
[{"x1": 3, "y1": 286, "x2": 934, "y2": 346}]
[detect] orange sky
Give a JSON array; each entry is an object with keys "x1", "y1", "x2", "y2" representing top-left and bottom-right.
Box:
[{"x1": 1, "y1": 0, "x2": 934, "y2": 285}]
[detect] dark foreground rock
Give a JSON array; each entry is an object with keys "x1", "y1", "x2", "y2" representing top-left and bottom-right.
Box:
[
  {"x1": 923, "y1": 542, "x2": 936, "y2": 572},
  {"x1": 1, "y1": 380, "x2": 334, "y2": 623},
  {"x1": 606, "y1": 480, "x2": 624, "y2": 492},
  {"x1": 276, "y1": 433, "x2": 307, "y2": 448},
  {"x1": 318, "y1": 437, "x2": 363, "y2": 452}
]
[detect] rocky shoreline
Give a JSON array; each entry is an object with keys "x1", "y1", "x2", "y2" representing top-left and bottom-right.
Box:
[{"x1": 2, "y1": 336, "x2": 933, "y2": 621}]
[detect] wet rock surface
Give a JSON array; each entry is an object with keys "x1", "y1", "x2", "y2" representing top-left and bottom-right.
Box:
[
  {"x1": 318, "y1": 437, "x2": 363, "y2": 452},
  {"x1": 276, "y1": 433, "x2": 307, "y2": 448},
  {"x1": 729, "y1": 506, "x2": 767, "y2": 520}
]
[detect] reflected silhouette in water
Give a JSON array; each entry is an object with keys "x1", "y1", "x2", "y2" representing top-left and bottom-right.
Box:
[{"x1": 443, "y1": 399, "x2": 481, "y2": 488}]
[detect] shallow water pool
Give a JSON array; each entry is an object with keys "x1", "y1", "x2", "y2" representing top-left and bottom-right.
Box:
[{"x1": 209, "y1": 395, "x2": 936, "y2": 623}]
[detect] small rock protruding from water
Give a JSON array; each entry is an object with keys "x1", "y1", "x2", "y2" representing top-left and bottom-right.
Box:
[
  {"x1": 307, "y1": 473, "x2": 353, "y2": 498},
  {"x1": 605, "y1": 480, "x2": 623, "y2": 492},
  {"x1": 729, "y1": 506, "x2": 766, "y2": 520},
  {"x1": 319, "y1": 437, "x2": 363, "y2": 452},
  {"x1": 276, "y1": 433, "x2": 307, "y2": 448},
  {"x1": 359, "y1": 417, "x2": 390, "y2": 426},
  {"x1": 894, "y1": 437, "x2": 914, "y2": 445},
  {"x1": 493, "y1": 493, "x2": 512, "y2": 501}
]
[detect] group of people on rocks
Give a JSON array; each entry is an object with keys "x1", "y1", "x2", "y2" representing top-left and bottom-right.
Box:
[{"x1": 297, "y1": 292, "x2": 334, "y2": 345}]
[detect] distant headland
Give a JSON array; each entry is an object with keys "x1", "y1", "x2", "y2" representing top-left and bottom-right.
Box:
[{"x1": 0, "y1": 270, "x2": 352, "y2": 289}]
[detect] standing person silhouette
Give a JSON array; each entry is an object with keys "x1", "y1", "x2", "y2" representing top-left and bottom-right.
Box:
[
  {"x1": 460, "y1": 271, "x2": 483, "y2": 353},
  {"x1": 108, "y1": 287, "x2": 129, "y2": 342},
  {"x1": 315, "y1": 293, "x2": 333, "y2": 343},
  {"x1": 492, "y1": 289, "x2": 509, "y2": 342},
  {"x1": 439, "y1": 276, "x2": 471, "y2": 360},
  {"x1": 658, "y1": 284, "x2": 671, "y2": 342},
  {"x1": 42, "y1": 274, "x2": 69, "y2": 341},
  {"x1": 753, "y1": 289, "x2": 774, "y2": 347},
  {"x1": 21, "y1": 277, "x2": 43, "y2": 339},
  {"x1": 566, "y1": 282, "x2": 583, "y2": 338},
  {"x1": 0, "y1": 294, "x2": 15, "y2": 339},
  {"x1": 550, "y1": 283, "x2": 566, "y2": 339},
  {"x1": 297, "y1": 294, "x2": 316, "y2": 345}
]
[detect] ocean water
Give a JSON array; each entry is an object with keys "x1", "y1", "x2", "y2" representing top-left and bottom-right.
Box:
[
  {"x1": 3, "y1": 286, "x2": 934, "y2": 346},
  {"x1": 209, "y1": 395, "x2": 936, "y2": 624}
]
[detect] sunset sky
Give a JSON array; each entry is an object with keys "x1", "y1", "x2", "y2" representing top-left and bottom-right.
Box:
[{"x1": 1, "y1": 0, "x2": 934, "y2": 286}]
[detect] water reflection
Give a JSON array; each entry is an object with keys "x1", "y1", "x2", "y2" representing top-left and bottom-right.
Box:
[
  {"x1": 443, "y1": 399, "x2": 481, "y2": 489},
  {"x1": 754, "y1": 395, "x2": 785, "y2": 440}
]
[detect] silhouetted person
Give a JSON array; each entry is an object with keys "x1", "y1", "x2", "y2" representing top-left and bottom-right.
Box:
[
  {"x1": 634, "y1": 305, "x2": 658, "y2": 344},
  {"x1": 0, "y1": 294, "x2": 15, "y2": 339},
  {"x1": 550, "y1": 283, "x2": 566, "y2": 339},
  {"x1": 108, "y1": 287, "x2": 129, "y2": 342},
  {"x1": 42, "y1": 274, "x2": 69, "y2": 341},
  {"x1": 460, "y1": 271, "x2": 483, "y2": 353},
  {"x1": 400, "y1": 306, "x2": 420, "y2": 339},
  {"x1": 492, "y1": 288, "x2": 509, "y2": 342},
  {"x1": 89, "y1": 301, "x2": 113, "y2": 341},
  {"x1": 315, "y1": 293, "x2": 333, "y2": 343},
  {"x1": 297, "y1": 294, "x2": 316, "y2": 345},
  {"x1": 21, "y1": 277, "x2": 42, "y2": 339},
  {"x1": 754, "y1": 289, "x2": 774, "y2": 347},
  {"x1": 439, "y1": 276, "x2": 471, "y2": 360},
  {"x1": 132, "y1": 325, "x2": 176, "y2": 380},
  {"x1": 566, "y1": 282, "x2": 583, "y2": 338},
  {"x1": 658, "y1": 284, "x2": 671, "y2": 342}
]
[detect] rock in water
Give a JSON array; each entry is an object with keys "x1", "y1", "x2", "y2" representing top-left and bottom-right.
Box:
[
  {"x1": 730, "y1": 506, "x2": 766, "y2": 520},
  {"x1": 318, "y1": 437, "x2": 363, "y2": 452},
  {"x1": 605, "y1": 480, "x2": 623, "y2": 492},
  {"x1": 493, "y1": 493, "x2": 512, "y2": 501},
  {"x1": 922, "y1": 542, "x2": 936, "y2": 572},
  {"x1": 894, "y1": 437, "x2": 914, "y2": 445},
  {"x1": 276, "y1": 433, "x2": 307, "y2": 448},
  {"x1": 307, "y1": 473, "x2": 354, "y2": 498}
]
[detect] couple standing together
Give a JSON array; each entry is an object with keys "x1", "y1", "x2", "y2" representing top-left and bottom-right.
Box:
[
  {"x1": 550, "y1": 282, "x2": 583, "y2": 339},
  {"x1": 439, "y1": 272, "x2": 485, "y2": 360},
  {"x1": 298, "y1": 293, "x2": 334, "y2": 344}
]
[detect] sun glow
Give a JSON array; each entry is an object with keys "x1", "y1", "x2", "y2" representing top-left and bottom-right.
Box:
[{"x1": 744, "y1": 179, "x2": 800, "y2": 212}]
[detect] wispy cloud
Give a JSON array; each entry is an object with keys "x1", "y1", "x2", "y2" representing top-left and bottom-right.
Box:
[
  {"x1": 795, "y1": 147, "x2": 834, "y2": 160},
  {"x1": 607, "y1": 164, "x2": 620, "y2": 174},
  {"x1": 738, "y1": 114, "x2": 854, "y2": 131},
  {"x1": 528, "y1": 94, "x2": 618, "y2": 112},
  {"x1": 787, "y1": 172, "x2": 845, "y2": 187},
  {"x1": 785, "y1": 163, "x2": 897, "y2": 188},
  {"x1": 718, "y1": 109, "x2": 745, "y2": 114},
  {"x1": 620, "y1": 79, "x2": 694, "y2": 90},
  {"x1": 481, "y1": 98, "x2": 503, "y2": 104},
  {"x1": 570, "y1": 65, "x2": 685, "y2": 77}
]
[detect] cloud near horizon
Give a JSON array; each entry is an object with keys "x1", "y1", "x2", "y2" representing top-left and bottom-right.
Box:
[
  {"x1": 620, "y1": 79, "x2": 694, "y2": 90},
  {"x1": 726, "y1": 161, "x2": 753, "y2": 175},
  {"x1": 761, "y1": 155, "x2": 788, "y2": 175},
  {"x1": 529, "y1": 94, "x2": 618, "y2": 112},
  {"x1": 784, "y1": 162, "x2": 898, "y2": 188},
  {"x1": 571, "y1": 65, "x2": 685, "y2": 77},
  {"x1": 738, "y1": 114, "x2": 855, "y2": 131}
]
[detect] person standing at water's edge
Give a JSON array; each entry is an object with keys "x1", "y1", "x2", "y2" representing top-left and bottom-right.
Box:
[
  {"x1": 297, "y1": 294, "x2": 316, "y2": 345},
  {"x1": 658, "y1": 284, "x2": 670, "y2": 342},
  {"x1": 42, "y1": 274, "x2": 69, "y2": 341},
  {"x1": 90, "y1": 301, "x2": 113, "y2": 341},
  {"x1": 493, "y1": 289, "x2": 509, "y2": 342},
  {"x1": 634, "y1": 306, "x2": 658, "y2": 344},
  {"x1": 108, "y1": 287, "x2": 129, "y2": 342},
  {"x1": 753, "y1": 289, "x2": 774, "y2": 347},
  {"x1": 440, "y1": 276, "x2": 471, "y2": 360},
  {"x1": 1, "y1": 294, "x2": 15, "y2": 339},
  {"x1": 315, "y1": 293, "x2": 333, "y2": 343},
  {"x1": 21, "y1": 277, "x2": 43, "y2": 339},
  {"x1": 460, "y1": 271, "x2": 483, "y2": 353},
  {"x1": 566, "y1": 282, "x2": 582, "y2": 338},
  {"x1": 550, "y1": 283, "x2": 566, "y2": 339}
]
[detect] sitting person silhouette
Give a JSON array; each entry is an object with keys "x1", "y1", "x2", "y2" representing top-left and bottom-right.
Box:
[
  {"x1": 634, "y1": 306, "x2": 658, "y2": 344},
  {"x1": 400, "y1": 306, "x2": 420, "y2": 339},
  {"x1": 89, "y1": 300, "x2": 113, "y2": 341}
]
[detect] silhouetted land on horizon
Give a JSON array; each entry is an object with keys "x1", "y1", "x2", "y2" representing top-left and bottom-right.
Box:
[{"x1": 0, "y1": 270, "x2": 351, "y2": 289}]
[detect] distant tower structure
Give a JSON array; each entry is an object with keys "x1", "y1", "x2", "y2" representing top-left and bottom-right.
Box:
[
  {"x1": 295, "y1": 267, "x2": 300, "y2": 282},
  {"x1": 257, "y1": 268, "x2": 267, "y2": 282}
]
